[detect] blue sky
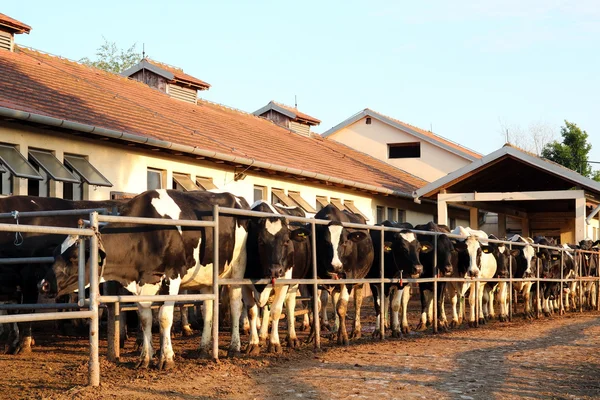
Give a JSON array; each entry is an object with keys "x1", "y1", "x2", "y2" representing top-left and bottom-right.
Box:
[{"x1": 4, "y1": 1, "x2": 600, "y2": 162}]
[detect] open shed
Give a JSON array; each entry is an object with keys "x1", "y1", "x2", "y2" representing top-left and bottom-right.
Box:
[{"x1": 413, "y1": 144, "x2": 600, "y2": 244}]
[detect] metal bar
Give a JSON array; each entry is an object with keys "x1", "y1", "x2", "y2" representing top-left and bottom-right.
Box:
[
  {"x1": 536, "y1": 257, "x2": 540, "y2": 319},
  {"x1": 99, "y1": 294, "x2": 216, "y2": 303},
  {"x1": 560, "y1": 250, "x2": 564, "y2": 314},
  {"x1": 0, "y1": 302, "x2": 85, "y2": 310},
  {"x1": 509, "y1": 242, "x2": 513, "y2": 322},
  {"x1": 379, "y1": 228, "x2": 385, "y2": 339},
  {"x1": 97, "y1": 214, "x2": 215, "y2": 227},
  {"x1": 0, "y1": 310, "x2": 93, "y2": 324},
  {"x1": 78, "y1": 238, "x2": 86, "y2": 307},
  {"x1": 433, "y1": 234, "x2": 438, "y2": 334},
  {"x1": 579, "y1": 251, "x2": 583, "y2": 313},
  {"x1": 88, "y1": 211, "x2": 100, "y2": 387},
  {"x1": 0, "y1": 208, "x2": 109, "y2": 219},
  {"x1": 212, "y1": 204, "x2": 220, "y2": 362},
  {"x1": 0, "y1": 223, "x2": 95, "y2": 236},
  {"x1": 475, "y1": 280, "x2": 479, "y2": 327},
  {"x1": 311, "y1": 220, "x2": 321, "y2": 351},
  {"x1": 597, "y1": 252, "x2": 600, "y2": 312},
  {"x1": 0, "y1": 256, "x2": 54, "y2": 264}
]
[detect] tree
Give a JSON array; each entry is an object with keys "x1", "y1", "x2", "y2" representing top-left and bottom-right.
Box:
[
  {"x1": 80, "y1": 38, "x2": 141, "y2": 74},
  {"x1": 541, "y1": 120, "x2": 598, "y2": 179},
  {"x1": 498, "y1": 119, "x2": 556, "y2": 156}
]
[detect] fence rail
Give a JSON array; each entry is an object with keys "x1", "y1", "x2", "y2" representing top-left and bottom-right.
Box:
[{"x1": 0, "y1": 205, "x2": 599, "y2": 387}]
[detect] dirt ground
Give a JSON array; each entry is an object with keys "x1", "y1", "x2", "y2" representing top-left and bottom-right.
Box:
[{"x1": 1, "y1": 299, "x2": 599, "y2": 400}]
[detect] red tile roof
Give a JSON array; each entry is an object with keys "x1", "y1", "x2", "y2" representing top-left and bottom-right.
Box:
[
  {"x1": 144, "y1": 58, "x2": 210, "y2": 90},
  {"x1": 368, "y1": 109, "x2": 482, "y2": 160},
  {"x1": 0, "y1": 47, "x2": 427, "y2": 195},
  {"x1": 273, "y1": 101, "x2": 321, "y2": 125},
  {"x1": 0, "y1": 13, "x2": 31, "y2": 34}
]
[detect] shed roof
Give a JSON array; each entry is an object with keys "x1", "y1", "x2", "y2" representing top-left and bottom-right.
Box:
[
  {"x1": 253, "y1": 101, "x2": 321, "y2": 125},
  {"x1": 0, "y1": 47, "x2": 426, "y2": 197},
  {"x1": 121, "y1": 58, "x2": 211, "y2": 90},
  {"x1": 322, "y1": 108, "x2": 482, "y2": 161}
]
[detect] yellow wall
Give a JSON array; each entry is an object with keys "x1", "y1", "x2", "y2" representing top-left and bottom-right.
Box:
[{"x1": 327, "y1": 117, "x2": 472, "y2": 182}]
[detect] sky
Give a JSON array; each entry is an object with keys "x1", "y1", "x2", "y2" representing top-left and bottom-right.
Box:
[{"x1": 4, "y1": 1, "x2": 600, "y2": 162}]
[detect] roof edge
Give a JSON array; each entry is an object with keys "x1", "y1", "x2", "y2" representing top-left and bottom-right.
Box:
[
  {"x1": 0, "y1": 106, "x2": 414, "y2": 200},
  {"x1": 322, "y1": 109, "x2": 479, "y2": 161},
  {"x1": 121, "y1": 60, "x2": 174, "y2": 80}
]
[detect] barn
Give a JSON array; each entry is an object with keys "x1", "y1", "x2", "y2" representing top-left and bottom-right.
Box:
[{"x1": 0, "y1": 13, "x2": 473, "y2": 227}]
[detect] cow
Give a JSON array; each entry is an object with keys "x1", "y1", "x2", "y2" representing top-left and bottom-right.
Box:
[
  {"x1": 314, "y1": 204, "x2": 373, "y2": 345},
  {"x1": 447, "y1": 227, "x2": 496, "y2": 327},
  {"x1": 40, "y1": 189, "x2": 249, "y2": 369},
  {"x1": 576, "y1": 239, "x2": 599, "y2": 310},
  {"x1": 508, "y1": 235, "x2": 537, "y2": 319},
  {"x1": 243, "y1": 201, "x2": 311, "y2": 354},
  {"x1": 562, "y1": 242, "x2": 582, "y2": 312},
  {"x1": 0, "y1": 196, "x2": 123, "y2": 354},
  {"x1": 482, "y1": 234, "x2": 516, "y2": 322},
  {"x1": 412, "y1": 222, "x2": 454, "y2": 332},
  {"x1": 367, "y1": 221, "x2": 429, "y2": 339},
  {"x1": 534, "y1": 237, "x2": 560, "y2": 317}
]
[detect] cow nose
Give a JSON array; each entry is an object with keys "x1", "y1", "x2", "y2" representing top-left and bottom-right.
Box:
[
  {"x1": 468, "y1": 270, "x2": 479, "y2": 278},
  {"x1": 331, "y1": 259, "x2": 343, "y2": 272},
  {"x1": 39, "y1": 279, "x2": 49, "y2": 294},
  {"x1": 444, "y1": 265, "x2": 453, "y2": 275},
  {"x1": 414, "y1": 264, "x2": 423, "y2": 276},
  {"x1": 271, "y1": 266, "x2": 285, "y2": 278}
]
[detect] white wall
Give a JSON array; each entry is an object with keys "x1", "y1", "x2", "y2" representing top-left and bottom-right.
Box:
[
  {"x1": 327, "y1": 117, "x2": 472, "y2": 182},
  {"x1": 0, "y1": 122, "x2": 438, "y2": 225}
]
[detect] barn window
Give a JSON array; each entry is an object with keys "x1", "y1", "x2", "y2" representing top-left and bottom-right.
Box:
[
  {"x1": 173, "y1": 173, "x2": 200, "y2": 191},
  {"x1": 63, "y1": 163, "x2": 84, "y2": 201},
  {"x1": 0, "y1": 144, "x2": 42, "y2": 180},
  {"x1": 271, "y1": 188, "x2": 296, "y2": 208},
  {"x1": 376, "y1": 206, "x2": 385, "y2": 224},
  {"x1": 316, "y1": 196, "x2": 329, "y2": 211},
  {"x1": 196, "y1": 176, "x2": 217, "y2": 190},
  {"x1": 449, "y1": 217, "x2": 456, "y2": 230},
  {"x1": 366, "y1": 117, "x2": 372, "y2": 125},
  {"x1": 147, "y1": 168, "x2": 165, "y2": 190},
  {"x1": 254, "y1": 185, "x2": 267, "y2": 203},
  {"x1": 64, "y1": 155, "x2": 112, "y2": 187},
  {"x1": 0, "y1": 164, "x2": 12, "y2": 195},
  {"x1": 388, "y1": 142, "x2": 421, "y2": 159},
  {"x1": 288, "y1": 191, "x2": 316, "y2": 214},
  {"x1": 345, "y1": 200, "x2": 368, "y2": 220},
  {"x1": 398, "y1": 209, "x2": 406, "y2": 223},
  {"x1": 387, "y1": 207, "x2": 396, "y2": 222}
]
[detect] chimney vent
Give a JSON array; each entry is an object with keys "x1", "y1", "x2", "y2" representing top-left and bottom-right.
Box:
[{"x1": 0, "y1": 13, "x2": 31, "y2": 52}]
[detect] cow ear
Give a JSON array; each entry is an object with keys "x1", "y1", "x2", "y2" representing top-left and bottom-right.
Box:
[
  {"x1": 481, "y1": 245, "x2": 492, "y2": 254},
  {"x1": 510, "y1": 249, "x2": 521, "y2": 257},
  {"x1": 348, "y1": 231, "x2": 368, "y2": 243},
  {"x1": 383, "y1": 241, "x2": 393, "y2": 253},
  {"x1": 291, "y1": 228, "x2": 311, "y2": 242},
  {"x1": 420, "y1": 241, "x2": 433, "y2": 253},
  {"x1": 551, "y1": 254, "x2": 560, "y2": 261},
  {"x1": 452, "y1": 241, "x2": 467, "y2": 251}
]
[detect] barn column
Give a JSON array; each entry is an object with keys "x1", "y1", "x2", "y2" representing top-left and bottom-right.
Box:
[
  {"x1": 497, "y1": 213, "x2": 506, "y2": 237},
  {"x1": 469, "y1": 207, "x2": 479, "y2": 230},
  {"x1": 522, "y1": 218, "x2": 530, "y2": 238},
  {"x1": 575, "y1": 195, "x2": 586, "y2": 242},
  {"x1": 437, "y1": 196, "x2": 448, "y2": 226}
]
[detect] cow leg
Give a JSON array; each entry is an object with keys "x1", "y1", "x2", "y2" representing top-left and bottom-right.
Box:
[
  {"x1": 416, "y1": 289, "x2": 430, "y2": 331},
  {"x1": 241, "y1": 306, "x2": 250, "y2": 335},
  {"x1": 285, "y1": 284, "x2": 300, "y2": 349},
  {"x1": 228, "y1": 285, "x2": 243, "y2": 357},
  {"x1": 268, "y1": 283, "x2": 289, "y2": 354},
  {"x1": 199, "y1": 286, "x2": 214, "y2": 356},
  {"x1": 320, "y1": 290, "x2": 331, "y2": 331},
  {"x1": 259, "y1": 305, "x2": 270, "y2": 345},
  {"x1": 468, "y1": 283, "x2": 477, "y2": 327},
  {"x1": 350, "y1": 283, "x2": 363, "y2": 339},
  {"x1": 401, "y1": 285, "x2": 412, "y2": 334},
  {"x1": 336, "y1": 284, "x2": 350, "y2": 346},
  {"x1": 330, "y1": 288, "x2": 341, "y2": 340},
  {"x1": 371, "y1": 284, "x2": 383, "y2": 340},
  {"x1": 449, "y1": 284, "x2": 460, "y2": 328},
  {"x1": 497, "y1": 282, "x2": 507, "y2": 322},
  {"x1": 438, "y1": 286, "x2": 449, "y2": 331},
  {"x1": 390, "y1": 287, "x2": 402, "y2": 338},
  {"x1": 136, "y1": 304, "x2": 154, "y2": 369},
  {"x1": 179, "y1": 291, "x2": 193, "y2": 337},
  {"x1": 478, "y1": 283, "x2": 486, "y2": 325},
  {"x1": 156, "y1": 277, "x2": 181, "y2": 370},
  {"x1": 242, "y1": 286, "x2": 260, "y2": 356}
]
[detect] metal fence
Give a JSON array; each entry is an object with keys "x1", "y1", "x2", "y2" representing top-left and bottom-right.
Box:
[{"x1": 1, "y1": 206, "x2": 600, "y2": 387}]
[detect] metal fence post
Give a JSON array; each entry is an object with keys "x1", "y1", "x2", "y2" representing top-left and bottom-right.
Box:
[
  {"x1": 311, "y1": 221, "x2": 321, "y2": 350},
  {"x1": 536, "y1": 256, "x2": 540, "y2": 319},
  {"x1": 560, "y1": 250, "x2": 564, "y2": 315},
  {"x1": 509, "y1": 242, "x2": 513, "y2": 321},
  {"x1": 379, "y1": 228, "x2": 385, "y2": 339},
  {"x1": 597, "y1": 251, "x2": 600, "y2": 312},
  {"x1": 578, "y1": 251, "x2": 583, "y2": 313},
  {"x1": 433, "y1": 233, "x2": 438, "y2": 334},
  {"x1": 212, "y1": 204, "x2": 220, "y2": 362},
  {"x1": 78, "y1": 238, "x2": 86, "y2": 307},
  {"x1": 88, "y1": 211, "x2": 100, "y2": 387}
]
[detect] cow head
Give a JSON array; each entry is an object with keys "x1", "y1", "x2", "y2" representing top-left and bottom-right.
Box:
[
  {"x1": 384, "y1": 230, "x2": 430, "y2": 278},
  {"x1": 319, "y1": 221, "x2": 368, "y2": 277},
  {"x1": 453, "y1": 236, "x2": 484, "y2": 277},
  {"x1": 39, "y1": 235, "x2": 106, "y2": 298},
  {"x1": 253, "y1": 215, "x2": 310, "y2": 279},
  {"x1": 493, "y1": 243, "x2": 519, "y2": 278},
  {"x1": 436, "y1": 234, "x2": 454, "y2": 276},
  {"x1": 535, "y1": 237, "x2": 560, "y2": 279}
]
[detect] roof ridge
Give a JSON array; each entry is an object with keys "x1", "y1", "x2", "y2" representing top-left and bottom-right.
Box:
[
  {"x1": 145, "y1": 58, "x2": 183, "y2": 72},
  {"x1": 366, "y1": 108, "x2": 482, "y2": 157}
]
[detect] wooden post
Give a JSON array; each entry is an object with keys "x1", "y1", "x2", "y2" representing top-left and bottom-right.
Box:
[
  {"x1": 437, "y1": 197, "x2": 448, "y2": 226},
  {"x1": 575, "y1": 196, "x2": 586, "y2": 243},
  {"x1": 469, "y1": 208, "x2": 479, "y2": 230}
]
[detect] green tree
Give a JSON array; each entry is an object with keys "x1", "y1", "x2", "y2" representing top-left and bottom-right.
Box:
[
  {"x1": 541, "y1": 121, "x2": 598, "y2": 179},
  {"x1": 80, "y1": 38, "x2": 141, "y2": 74}
]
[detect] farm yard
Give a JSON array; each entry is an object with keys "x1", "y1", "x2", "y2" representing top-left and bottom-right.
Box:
[{"x1": 2, "y1": 299, "x2": 600, "y2": 399}]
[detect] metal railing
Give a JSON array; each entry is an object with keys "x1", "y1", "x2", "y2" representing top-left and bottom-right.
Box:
[{"x1": 2, "y1": 205, "x2": 600, "y2": 388}]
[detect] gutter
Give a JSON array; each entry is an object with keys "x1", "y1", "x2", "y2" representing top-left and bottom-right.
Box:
[{"x1": 0, "y1": 106, "x2": 415, "y2": 200}]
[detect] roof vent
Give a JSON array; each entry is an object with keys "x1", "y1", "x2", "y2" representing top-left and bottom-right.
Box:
[
  {"x1": 121, "y1": 58, "x2": 210, "y2": 104},
  {"x1": 0, "y1": 13, "x2": 31, "y2": 52},
  {"x1": 253, "y1": 101, "x2": 320, "y2": 136}
]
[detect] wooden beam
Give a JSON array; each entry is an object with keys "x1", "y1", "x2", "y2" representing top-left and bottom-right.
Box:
[
  {"x1": 455, "y1": 201, "x2": 527, "y2": 220},
  {"x1": 439, "y1": 190, "x2": 585, "y2": 203},
  {"x1": 469, "y1": 207, "x2": 479, "y2": 230},
  {"x1": 437, "y1": 198, "x2": 448, "y2": 226},
  {"x1": 576, "y1": 196, "x2": 586, "y2": 242}
]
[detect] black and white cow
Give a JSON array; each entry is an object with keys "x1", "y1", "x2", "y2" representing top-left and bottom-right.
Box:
[
  {"x1": 0, "y1": 196, "x2": 123, "y2": 354},
  {"x1": 315, "y1": 205, "x2": 373, "y2": 345},
  {"x1": 413, "y1": 222, "x2": 454, "y2": 332},
  {"x1": 243, "y1": 201, "x2": 311, "y2": 354},
  {"x1": 448, "y1": 227, "x2": 497, "y2": 327},
  {"x1": 483, "y1": 235, "x2": 518, "y2": 322},
  {"x1": 534, "y1": 236, "x2": 560, "y2": 317},
  {"x1": 575, "y1": 239, "x2": 599, "y2": 310},
  {"x1": 41, "y1": 189, "x2": 249, "y2": 369},
  {"x1": 508, "y1": 235, "x2": 537, "y2": 319},
  {"x1": 367, "y1": 221, "x2": 429, "y2": 338}
]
